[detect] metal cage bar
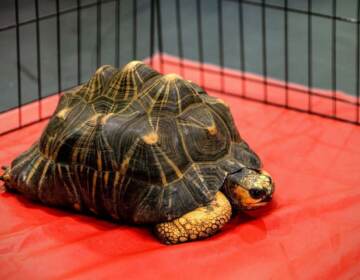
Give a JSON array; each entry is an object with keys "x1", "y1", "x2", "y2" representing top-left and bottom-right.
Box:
[
  {"x1": 55, "y1": 0, "x2": 62, "y2": 94},
  {"x1": 284, "y1": 0, "x2": 289, "y2": 108},
  {"x1": 77, "y1": 0, "x2": 82, "y2": 84},
  {"x1": 307, "y1": 0, "x2": 313, "y2": 113},
  {"x1": 34, "y1": 0, "x2": 42, "y2": 119},
  {"x1": 238, "y1": 0, "x2": 246, "y2": 97},
  {"x1": 331, "y1": 0, "x2": 337, "y2": 118},
  {"x1": 14, "y1": 0, "x2": 22, "y2": 127},
  {"x1": 357, "y1": 0, "x2": 360, "y2": 123},
  {"x1": 196, "y1": 0, "x2": 205, "y2": 86}
]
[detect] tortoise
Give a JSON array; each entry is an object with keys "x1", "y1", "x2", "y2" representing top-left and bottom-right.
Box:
[{"x1": 0, "y1": 61, "x2": 274, "y2": 244}]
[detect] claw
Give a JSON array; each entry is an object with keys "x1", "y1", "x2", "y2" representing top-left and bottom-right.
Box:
[{"x1": 0, "y1": 174, "x2": 5, "y2": 193}]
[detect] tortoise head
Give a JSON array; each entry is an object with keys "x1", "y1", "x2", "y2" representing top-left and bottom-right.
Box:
[{"x1": 223, "y1": 168, "x2": 274, "y2": 210}]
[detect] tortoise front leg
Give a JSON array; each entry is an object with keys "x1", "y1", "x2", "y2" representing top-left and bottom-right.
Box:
[{"x1": 154, "y1": 192, "x2": 232, "y2": 244}]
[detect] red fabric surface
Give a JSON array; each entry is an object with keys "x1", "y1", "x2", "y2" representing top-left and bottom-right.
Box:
[{"x1": 1, "y1": 56, "x2": 360, "y2": 279}]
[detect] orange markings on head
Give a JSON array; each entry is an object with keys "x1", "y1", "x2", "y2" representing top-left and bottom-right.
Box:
[{"x1": 233, "y1": 185, "x2": 255, "y2": 205}]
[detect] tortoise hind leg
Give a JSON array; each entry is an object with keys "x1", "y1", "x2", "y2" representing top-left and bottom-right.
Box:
[
  {"x1": 0, "y1": 166, "x2": 11, "y2": 190},
  {"x1": 154, "y1": 192, "x2": 232, "y2": 245}
]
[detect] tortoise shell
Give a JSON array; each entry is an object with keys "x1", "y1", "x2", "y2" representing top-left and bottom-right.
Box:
[{"x1": 7, "y1": 61, "x2": 261, "y2": 224}]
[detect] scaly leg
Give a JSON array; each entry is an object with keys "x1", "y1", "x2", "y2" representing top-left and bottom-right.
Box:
[
  {"x1": 0, "y1": 166, "x2": 10, "y2": 183},
  {"x1": 0, "y1": 166, "x2": 10, "y2": 192},
  {"x1": 155, "y1": 192, "x2": 232, "y2": 244}
]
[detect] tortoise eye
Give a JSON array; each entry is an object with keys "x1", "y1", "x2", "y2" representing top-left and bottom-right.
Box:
[{"x1": 249, "y1": 188, "x2": 266, "y2": 199}]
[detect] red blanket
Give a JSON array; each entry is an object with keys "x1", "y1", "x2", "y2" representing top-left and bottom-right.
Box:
[{"x1": 1, "y1": 56, "x2": 360, "y2": 279}]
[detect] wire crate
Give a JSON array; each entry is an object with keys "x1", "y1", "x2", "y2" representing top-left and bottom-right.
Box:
[{"x1": 0, "y1": 0, "x2": 359, "y2": 136}]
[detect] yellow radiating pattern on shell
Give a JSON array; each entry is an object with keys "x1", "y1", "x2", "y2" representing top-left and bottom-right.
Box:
[
  {"x1": 207, "y1": 124, "x2": 218, "y2": 135},
  {"x1": 163, "y1": 73, "x2": 182, "y2": 81},
  {"x1": 142, "y1": 132, "x2": 159, "y2": 145},
  {"x1": 56, "y1": 108, "x2": 71, "y2": 120}
]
